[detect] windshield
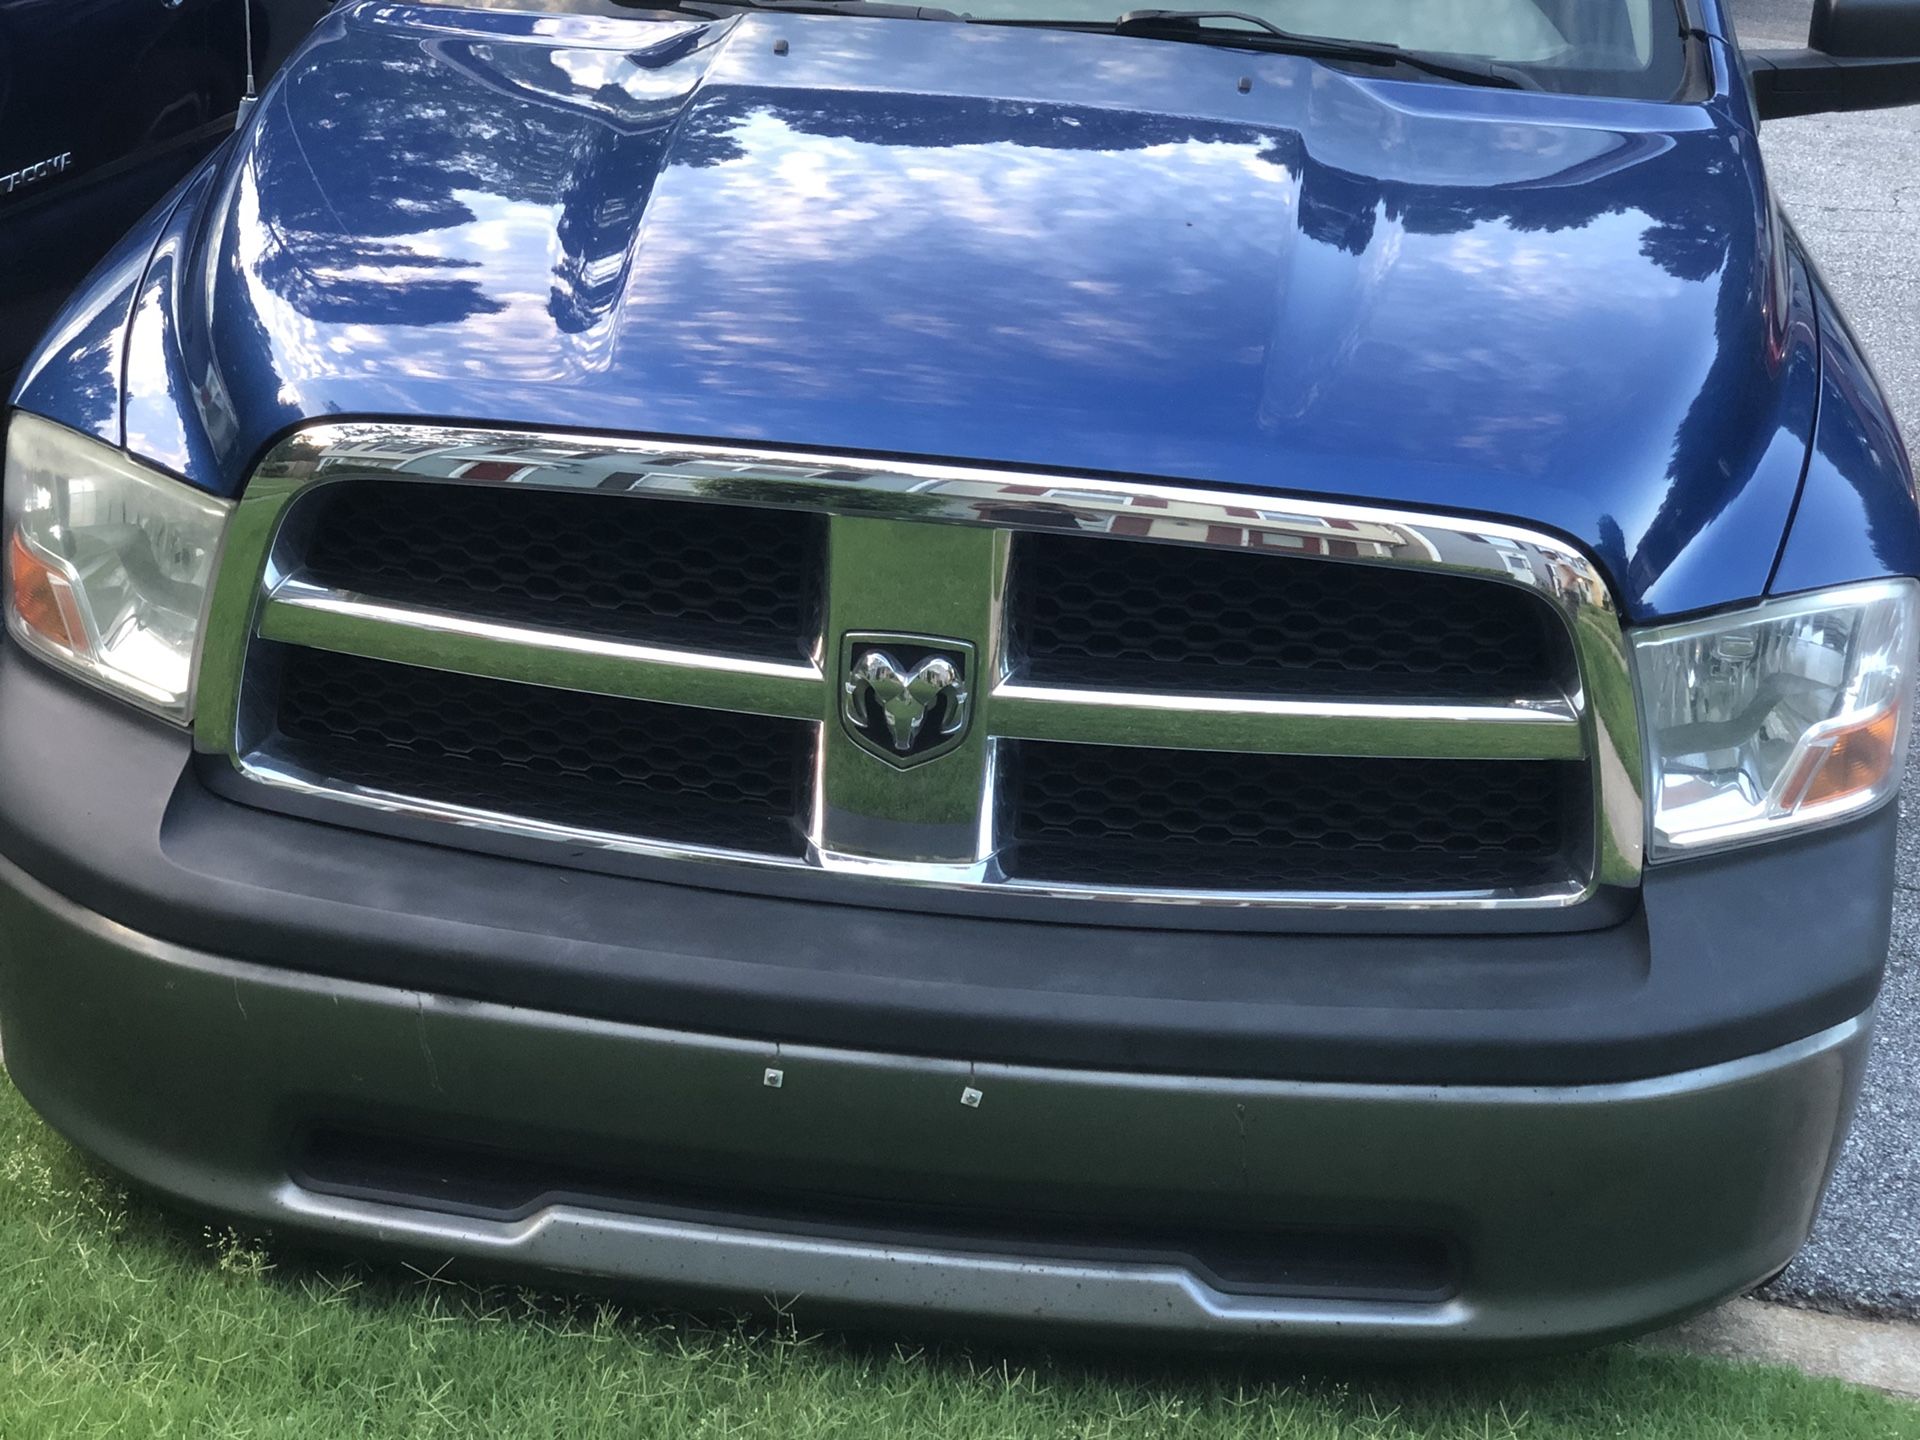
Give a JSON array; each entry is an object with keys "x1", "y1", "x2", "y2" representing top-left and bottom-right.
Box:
[
  {"x1": 443, "y1": 0, "x2": 1696, "y2": 100},
  {"x1": 997, "y1": 0, "x2": 1693, "y2": 97}
]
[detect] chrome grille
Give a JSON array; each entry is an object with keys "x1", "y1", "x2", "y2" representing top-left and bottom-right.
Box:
[{"x1": 195, "y1": 424, "x2": 1642, "y2": 916}]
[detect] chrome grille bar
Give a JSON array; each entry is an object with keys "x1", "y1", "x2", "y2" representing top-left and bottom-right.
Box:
[
  {"x1": 260, "y1": 579, "x2": 825, "y2": 719},
  {"x1": 989, "y1": 682, "x2": 1584, "y2": 761},
  {"x1": 195, "y1": 422, "x2": 1644, "y2": 913}
]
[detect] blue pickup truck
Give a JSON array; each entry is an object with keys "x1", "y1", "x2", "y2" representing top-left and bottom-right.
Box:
[{"x1": 4, "y1": 0, "x2": 1920, "y2": 1350}]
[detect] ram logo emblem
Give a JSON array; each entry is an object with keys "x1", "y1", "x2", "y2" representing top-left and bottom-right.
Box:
[{"x1": 840, "y1": 634, "x2": 975, "y2": 767}]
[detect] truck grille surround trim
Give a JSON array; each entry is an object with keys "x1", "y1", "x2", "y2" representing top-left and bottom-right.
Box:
[{"x1": 194, "y1": 424, "x2": 1643, "y2": 915}]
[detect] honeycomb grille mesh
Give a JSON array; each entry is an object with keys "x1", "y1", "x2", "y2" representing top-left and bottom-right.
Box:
[
  {"x1": 1010, "y1": 533, "x2": 1564, "y2": 695},
  {"x1": 302, "y1": 482, "x2": 821, "y2": 659},
  {"x1": 242, "y1": 476, "x2": 1597, "y2": 901},
  {"x1": 1005, "y1": 742, "x2": 1580, "y2": 890},
  {"x1": 271, "y1": 648, "x2": 810, "y2": 855}
]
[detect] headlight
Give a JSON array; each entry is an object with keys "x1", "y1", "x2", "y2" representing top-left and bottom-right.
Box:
[
  {"x1": 3, "y1": 412, "x2": 232, "y2": 722},
  {"x1": 1634, "y1": 578, "x2": 1919, "y2": 859}
]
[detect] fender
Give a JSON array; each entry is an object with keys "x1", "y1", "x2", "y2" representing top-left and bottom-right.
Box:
[
  {"x1": 1768, "y1": 251, "x2": 1920, "y2": 595},
  {"x1": 7, "y1": 153, "x2": 221, "y2": 455}
]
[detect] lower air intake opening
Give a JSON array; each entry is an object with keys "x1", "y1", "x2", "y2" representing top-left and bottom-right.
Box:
[{"x1": 296, "y1": 1127, "x2": 1459, "y2": 1304}]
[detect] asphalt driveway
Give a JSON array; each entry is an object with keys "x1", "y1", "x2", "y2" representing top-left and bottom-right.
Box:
[{"x1": 1729, "y1": 0, "x2": 1920, "y2": 1316}]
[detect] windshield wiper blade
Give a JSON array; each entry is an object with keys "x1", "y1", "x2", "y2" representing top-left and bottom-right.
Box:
[
  {"x1": 619, "y1": 0, "x2": 964, "y2": 18},
  {"x1": 1103, "y1": 10, "x2": 1538, "y2": 89},
  {"x1": 616, "y1": 0, "x2": 1532, "y2": 83}
]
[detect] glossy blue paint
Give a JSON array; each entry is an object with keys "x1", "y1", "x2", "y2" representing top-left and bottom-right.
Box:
[
  {"x1": 8, "y1": 183, "x2": 188, "y2": 446},
  {"x1": 123, "y1": 160, "x2": 233, "y2": 486},
  {"x1": 1769, "y1": 254, "x2": 1920, "y2": 597},
  {"x1": 13, "y1": 0, "x2": 1919, "y2": 621},
  {"x1": 1634, "y1": 238, "x2": 1820, "y2": 617}
]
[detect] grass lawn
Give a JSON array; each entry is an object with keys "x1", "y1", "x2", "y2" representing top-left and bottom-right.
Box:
[{"x1": 2, "y1": 1070, "x2": 1915, "y2": 1439}]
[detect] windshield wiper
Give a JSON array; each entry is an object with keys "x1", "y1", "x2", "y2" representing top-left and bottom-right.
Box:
[
  {"x1": 617, "y1": 0, "x2": 964, "y2": 18},
  {"x1": 622, "y1": 0, "x2": 967, "y2": 17},
  {"x1": 614, "y1": 0, "x2": 1534, "y2": 87},
  {"x1": 1088, "y1": 10, "x2": 1538, "y2": 90}
]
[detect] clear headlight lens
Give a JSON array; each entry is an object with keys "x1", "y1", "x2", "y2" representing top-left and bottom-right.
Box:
[
  {"x1": 3, "y1": 412, "x2": 232, "y2": 722},
  {"x1": 1634, "y1": 578, "x2": 1919, "y2": 859}
]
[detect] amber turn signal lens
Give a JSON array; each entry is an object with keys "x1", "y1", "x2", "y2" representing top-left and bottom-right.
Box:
[
  {"x1": 6, "y1": 528, "x2": 89, "y2": 655},
  {"x1": 1787, "y1": 707, "x2": 1903, "y2": 810}
]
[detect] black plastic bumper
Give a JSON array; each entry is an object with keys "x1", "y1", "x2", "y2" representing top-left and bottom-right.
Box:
[
  {"x1": 0, "y1": 857, "x2": 1872, "y2": 1349},
  {"x1": 0, "y1": 637, "x2": 1895, "y2": 1085}
]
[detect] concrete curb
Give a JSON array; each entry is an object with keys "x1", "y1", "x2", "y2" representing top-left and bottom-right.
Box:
[{"x1": 1644, "y1": 1297, "x2": 1920, "y2": 1399}]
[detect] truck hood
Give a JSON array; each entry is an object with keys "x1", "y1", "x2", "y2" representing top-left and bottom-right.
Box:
[{"x1": 111, "y1": 0, "x2": 1815, "y2": 618}]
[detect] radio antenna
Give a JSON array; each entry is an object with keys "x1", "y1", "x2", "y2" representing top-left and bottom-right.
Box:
[{"x1": 238, "y1": 1, "x2": 259, "y2": 121}]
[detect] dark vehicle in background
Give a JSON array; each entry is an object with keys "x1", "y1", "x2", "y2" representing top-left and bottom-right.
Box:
[{"x1": 0, "y1": 0, "x2": 331, "y2": 389}]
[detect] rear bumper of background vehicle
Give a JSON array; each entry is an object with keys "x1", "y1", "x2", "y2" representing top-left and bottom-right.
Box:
[{"x1": 0, "y1": 852, "x2": 1872, "y2": 1351}]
